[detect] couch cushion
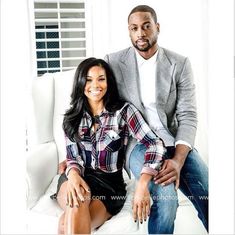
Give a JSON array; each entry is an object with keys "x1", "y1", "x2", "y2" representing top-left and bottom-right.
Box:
[
  {"x1": 30, "y1": 172, "x2": 139, "y2": 234},
  {"x1": 26, "y1": 142, "x2": 58, "y2": 209},
  {"x1": 28, "y1": 171, "x2": 206, "y2": 234}
]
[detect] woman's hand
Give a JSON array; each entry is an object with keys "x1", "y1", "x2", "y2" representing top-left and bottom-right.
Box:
[
  {"x1": 132, "y1": 173, "x2": 152, "y2": 223},
  {"x1": 66, "y1": 168, "x2": 90, "y2": 208}
]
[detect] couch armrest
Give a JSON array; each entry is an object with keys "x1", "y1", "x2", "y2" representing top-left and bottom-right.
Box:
[{"x1": 26, "y1": 142, "x2": 58, "y2": 209}]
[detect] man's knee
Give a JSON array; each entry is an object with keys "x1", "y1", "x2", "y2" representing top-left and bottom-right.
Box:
[
  {"x1": 150, "y1": 183, "x2": 178, "y2": 210},
  {"x1": 183, "y1": 149, "x2": 208, "y2": 188},
  {"x1": 129, "y1": 144, "x2": 147, "y2": 178}
]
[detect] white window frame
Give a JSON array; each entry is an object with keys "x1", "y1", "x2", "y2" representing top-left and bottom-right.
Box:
[{"x1": 28, "y1": 0, "x2": 93, "y2": 77}]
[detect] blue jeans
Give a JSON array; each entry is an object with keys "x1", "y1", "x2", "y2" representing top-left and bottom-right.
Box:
[{"x1": 130, "y1": 144, "x2": 208, "y2": 234}]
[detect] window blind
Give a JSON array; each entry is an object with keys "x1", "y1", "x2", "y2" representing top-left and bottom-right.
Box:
[{"x1": 34, "y1": 0, "x2": 88, "y2": 76}]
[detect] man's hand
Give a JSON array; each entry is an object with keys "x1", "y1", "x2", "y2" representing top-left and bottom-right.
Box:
[
  {"x1": 58, "y1": 160, "x2": 67, "y2": 174},
  {"x1": 154, "y1": 144, "x2": 190, "y2": 190},
  {"x1": 154, "y1": 159, "x2": 182, "y2": 189}
]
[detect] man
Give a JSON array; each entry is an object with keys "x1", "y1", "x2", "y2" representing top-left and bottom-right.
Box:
[{"x1": 104, "y1": 5, "x2": 208, "y2": 234}]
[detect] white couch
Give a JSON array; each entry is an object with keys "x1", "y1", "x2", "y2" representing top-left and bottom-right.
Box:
[{"x1": 26, "y1": 69, "x2": 207, "y2": 234}]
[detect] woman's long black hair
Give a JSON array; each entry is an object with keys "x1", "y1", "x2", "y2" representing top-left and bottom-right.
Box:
[{"x1": 63, "y1": 57, "x2": 125, "y2": 141}]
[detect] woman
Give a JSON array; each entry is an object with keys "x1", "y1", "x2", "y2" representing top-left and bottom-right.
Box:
[{"x1": 54, "y1": 58, "x2": 166, "y2": 234}]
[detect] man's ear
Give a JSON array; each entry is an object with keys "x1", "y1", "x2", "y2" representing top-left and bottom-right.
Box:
[{"x1": 156, "y1": 23, "x2": 160, "y2": 34}]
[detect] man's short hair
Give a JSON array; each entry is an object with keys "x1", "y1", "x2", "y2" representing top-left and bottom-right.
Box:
[{"x1": 128, "y1": 5, "x2": 157, "y2": 23}]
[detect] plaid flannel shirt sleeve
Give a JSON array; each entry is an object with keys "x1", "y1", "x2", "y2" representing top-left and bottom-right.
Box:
[
  {"x1": 125, "y1": 104, "x2": 166, "y2": 176},
  {"x1": 64, "y1": 135, "x2": 85, "y2": 176}
]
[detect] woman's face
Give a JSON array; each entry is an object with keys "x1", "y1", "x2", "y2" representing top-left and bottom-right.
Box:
[{"x1": 84, "y1": 65, "x2": 108, "y2": 105}]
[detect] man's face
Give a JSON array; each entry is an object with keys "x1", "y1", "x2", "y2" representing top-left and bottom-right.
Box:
[{"x1": 128, "y1": 12, "x2": 159, "y2": 52}]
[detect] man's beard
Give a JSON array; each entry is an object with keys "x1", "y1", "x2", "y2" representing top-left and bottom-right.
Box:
[{"x1": 133, "y1": 38, "x2": 156, "y2": 52}]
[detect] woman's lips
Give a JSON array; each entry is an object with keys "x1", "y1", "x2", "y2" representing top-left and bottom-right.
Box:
[{"x1": 89, "y1": 90, "x2": 102, "y2": 96}]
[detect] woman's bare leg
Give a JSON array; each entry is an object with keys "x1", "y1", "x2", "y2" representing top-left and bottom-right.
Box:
[
  {"x1": 56, "y1": 181, "x2": 112, "y2": 234},
  {"x1": 58, "y1": 212, "x2": 65, "y2": 235},
  {"x1": 64, "y1": 199, "x2": 91, "y2": 234},
  {"x1": 57, "y1": 181, "x2": 91, "y2": 234},
  {"x1": 89, "y1": 199, "x2": 112, "y2": 230},
  {"x1": 57, "y1": 182, "x2": 68, "y2": 234}
]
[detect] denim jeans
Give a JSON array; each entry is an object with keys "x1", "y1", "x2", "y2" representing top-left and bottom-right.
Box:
[{"x1": 130, "y1": 144, "x2": 208, "y2": 234}]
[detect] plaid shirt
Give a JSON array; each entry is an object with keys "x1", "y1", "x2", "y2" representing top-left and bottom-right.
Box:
[{"x1": 65, "y1": 103, "x2": 166, "y2": 176}]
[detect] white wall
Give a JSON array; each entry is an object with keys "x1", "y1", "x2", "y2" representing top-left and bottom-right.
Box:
[
  {"x1": 0, "y1": 0, "x2": 32, "y2": 233},
  {"x1": 207, "y1": 0, "x2": 234, "y2": 233},
  {"x1": 90, "y1": 0, "x2": 208, "y2": 162}
]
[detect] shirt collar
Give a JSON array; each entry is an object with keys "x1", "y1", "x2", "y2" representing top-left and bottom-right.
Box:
[
  {"x1": 135, "y1": 48, "x2": 159, "y2": 67},
  {"x1": 83, "y1": 108, "x2": 110, "y2": 126}
]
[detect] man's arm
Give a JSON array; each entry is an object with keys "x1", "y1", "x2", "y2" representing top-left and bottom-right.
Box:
[
  {"x1": 174, "y1": 57, "x2": 197, "y2": 146},
  {"x1": 154, "y1": 57, "x2": 197, "y2": 189}
]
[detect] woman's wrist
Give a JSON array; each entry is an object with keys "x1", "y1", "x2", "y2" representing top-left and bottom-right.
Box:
[
  {"x1": 139, "y1": 173, "x2": 152, "y2": 186},
  {"x1": 67, "y1": 168, "x2": 81, "y2": 180}
]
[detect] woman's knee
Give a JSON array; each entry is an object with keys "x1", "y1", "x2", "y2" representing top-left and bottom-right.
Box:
[
  {"x1": 80, "y1": 188, "x2": 91, "y2": 206},
  {"x1": 69, "y1": 190, "x2": 91, "y2": 211}
]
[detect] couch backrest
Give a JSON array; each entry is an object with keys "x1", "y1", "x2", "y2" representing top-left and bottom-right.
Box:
[
  {"x1": 53, "y1": 69, "x2": 75, "y2": 162},
  {"x1": 32, "y1": 69, "x2": 76, "y2": 163},
  {"x1": 32, "y1": 73, "x2": 55, "y2": 144}
]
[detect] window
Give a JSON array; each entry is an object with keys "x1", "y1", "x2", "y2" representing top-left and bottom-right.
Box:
[{"x1": 32, "y1": 0, "x2": 91, "y2": 76}]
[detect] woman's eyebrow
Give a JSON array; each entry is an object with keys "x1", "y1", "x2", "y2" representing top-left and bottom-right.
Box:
[{"x1": 86, "y1": 74, "x2": 105, "y2": 78}]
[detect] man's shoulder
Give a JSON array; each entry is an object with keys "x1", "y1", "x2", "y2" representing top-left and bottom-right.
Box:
[
  {"x1": 160, "y1": 47, "x2": 188, "y2": 64},
  {"x1": 106, "y1": 47, "x2": 133, "y2": 61}
]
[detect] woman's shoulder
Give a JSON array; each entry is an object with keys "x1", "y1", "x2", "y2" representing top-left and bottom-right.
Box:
[{"x1": 115, "y1": 102, "x2": 138, "y2": 115}]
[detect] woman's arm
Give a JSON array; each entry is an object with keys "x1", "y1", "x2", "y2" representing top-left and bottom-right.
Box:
[
  {"x1": 125, "y1": 104, "x2": 166, "y2": 176},
  {"x1": 64, "y1": 135, "x2": 90, "y2": 207},
  {"x1": 64, "y1": 135, "x2": 85, "y2": 177},
  {"x1": 132, "y1": 173, "x2": 152, "y2": 223},
  {"x1": 58, "y1": 160, "x2": 67, "y2": 174},
  {"x1": 124, "y1": 104, "x2": 166, "y2": 222}
]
